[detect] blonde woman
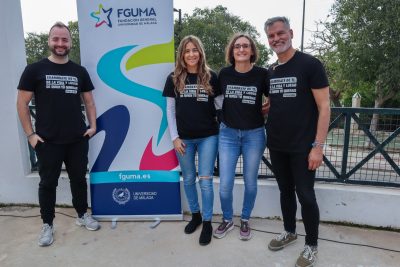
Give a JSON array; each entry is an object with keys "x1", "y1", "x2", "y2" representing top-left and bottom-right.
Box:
[{"x1": 163, "y1": 35, "x2": 220, "y2": 246}]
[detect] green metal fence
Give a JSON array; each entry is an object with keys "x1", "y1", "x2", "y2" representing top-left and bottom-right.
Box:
[
  {"x1": 258, "y1": 107, "x2": 400, "y2": 187},
  {"x1": 27, "y1": 107, "x2": 400, "y2": 187}
]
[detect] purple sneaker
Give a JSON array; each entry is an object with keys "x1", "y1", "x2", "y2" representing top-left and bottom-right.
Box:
[
  {"x1": 239, "y1": 220, "x2": 252, "y2": 240},
  {"x1": 213, "y1": 220, "x2": 234, "y2": 239}
]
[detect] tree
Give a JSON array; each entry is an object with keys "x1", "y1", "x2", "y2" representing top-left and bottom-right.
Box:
[
  {"x1": 25, "y1": 32, "x2": 48, "y2": 65},
  {"x1": 25, "y1": 21, "x2": 81, "y2": 64},
  {"x1": 310, "y1": 0, "x2": 400, "y2": 112},
  {"x1": 68, "y1": 21, "x2": 81, "y2": 64},
  {"x1": 25, "y1": 10, "x2": 272, "y2": 71},
  {"x1": 174, "y1": 5, "x2": 271, "y2": 71}
]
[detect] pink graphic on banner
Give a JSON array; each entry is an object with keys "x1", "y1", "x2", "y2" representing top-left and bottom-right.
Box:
[{"x1": 139, "y1": 137, "x2": 178, "y2": 170}]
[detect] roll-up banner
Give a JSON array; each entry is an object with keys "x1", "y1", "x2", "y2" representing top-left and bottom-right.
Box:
[{"x1": 77, "y1": 0, "x2": 182, "y2": 220}]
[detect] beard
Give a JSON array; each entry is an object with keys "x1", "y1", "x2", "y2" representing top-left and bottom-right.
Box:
[
  {"x1": 50, "y1": 46, "x2": 70, "y2": 57},
  {"x1": 271, "y1": 39, "x2": 292, "y2": 55}
]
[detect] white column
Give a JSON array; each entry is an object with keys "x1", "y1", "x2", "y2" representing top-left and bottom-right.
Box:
[{"x1": 0, "y1": 0, "x2": 36, "y2": 203}]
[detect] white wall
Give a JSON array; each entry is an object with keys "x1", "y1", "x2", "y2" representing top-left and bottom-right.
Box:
[
  {"x1": 0, "y1": 0, "x2": 72, "y2": 204},
  {"x1": 0, "y1": 0, "x2": 36, "y2": 203},
  {"x1": 1, "y1": 0, "x2": 399, "y2": 229},
  {"x1": 194, "y1": 180, "x2": 400, "y2": 229}
]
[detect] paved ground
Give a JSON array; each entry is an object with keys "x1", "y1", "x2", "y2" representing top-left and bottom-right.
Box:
[{"x1": 0, "y1": 206, "x2": 399, "y2": 267}]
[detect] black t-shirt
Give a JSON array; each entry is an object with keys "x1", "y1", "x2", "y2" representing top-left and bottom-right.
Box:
[
  {"x1": 18, "y1": 58, "x2": 94, "y2": 144},
  {"x1": 162, "y1": 71, "x2": 220, "y2": 139},
  {"x1": 219, "y1": 65, "x2": 269, "y2": 129},
  {"x1": 267, "y1": 51, "x2": 329, "y2": 152}
]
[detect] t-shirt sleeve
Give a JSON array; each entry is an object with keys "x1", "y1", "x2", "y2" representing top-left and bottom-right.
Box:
[
  {"x1": 217, "y1": 68, "x2": 227, "y2": 96},
  {"x1": 17, "y1": 64, "x2": 35, "y2": 92},
  {"x1": 81, "y1": 67, "x2": 95, "y2": 92},
  {"x1": 265, "y1": 77, "x2": 270, "y2": 97},
  {"x1": 162, "y1": 73, "x2": 176, "y2": 97},
  {"x1": 309, "y1": 58, "x2": 329, "y2": 89},
  {"x1": 263, "y1": 68, "x2": 269, "y2": 97},
  {"x1": 210, "y1": 71, "x2": 221, "y2": 96}
]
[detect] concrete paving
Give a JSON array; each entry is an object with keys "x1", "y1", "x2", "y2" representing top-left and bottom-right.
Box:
[{"x1": 0, "y1": 206, "x2": 399, "y2": 267}]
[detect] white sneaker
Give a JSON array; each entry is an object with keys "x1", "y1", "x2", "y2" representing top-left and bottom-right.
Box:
[
  {"x1": 38, "y1": 223, "x2": 54, "y2": 247},
  {"x1": 76, "y1": 213, "x2": 100, "y2": 231}
]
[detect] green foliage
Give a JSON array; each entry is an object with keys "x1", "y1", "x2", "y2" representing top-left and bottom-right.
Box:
[
  {"x1": 68, "y1": 21, "x2": 81, "y2": 64},
  {"x1": 174, "y1": 5, "x2": 271, "y2": 71},
  {"x1": 24, "y1": 21, "x2": 81, "y2": 64},
  {"x1": 340, "y1": 81, "x2": 375, "y2": 107},
  {"x1": 312, "y1": 0, "x2": 400, "y2": 107},
  {"x1": 25, "y1": 8, "x2": 272, "y2": 71},
  {"x1": 25, "y1": 32, "x2": 48, "y2": 65}
]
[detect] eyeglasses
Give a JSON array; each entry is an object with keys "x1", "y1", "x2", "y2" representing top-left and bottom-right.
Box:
[{"x1": 233, "y1": 43, "x2": 250, "y2": 49}]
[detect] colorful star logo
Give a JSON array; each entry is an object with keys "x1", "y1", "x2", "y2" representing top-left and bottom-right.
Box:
[{"x1": 91, "y1": 4, "x2": 113, "y2": 28}]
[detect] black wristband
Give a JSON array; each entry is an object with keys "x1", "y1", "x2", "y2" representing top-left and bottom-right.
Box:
[{"x1": 27, "y1": 132, "x2": 36, "y2": 139}]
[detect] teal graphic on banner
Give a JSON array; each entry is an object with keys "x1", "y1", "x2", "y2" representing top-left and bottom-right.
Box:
[{"x1": 77, "y1": 0, "x2": 181, "y2": 220}]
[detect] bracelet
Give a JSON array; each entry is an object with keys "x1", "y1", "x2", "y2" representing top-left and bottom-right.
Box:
[
  {"x1": 311, "y1": 141, "x2": 324, "y2": 148},
  {"x1": 27, "y1": 132, "x2": 36, "y2": 139}
]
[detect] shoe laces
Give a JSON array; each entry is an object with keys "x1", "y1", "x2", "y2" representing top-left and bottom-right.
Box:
[
  {"x1": 301, "y1": 245, "x2": 317, "y2": 261},
  {"x1": 218, "y1": 220, "x2": 230, "y2": 230},
  {"x1": 41, "y1": 224, "x2": 52, "y2": 233},
  {"x1": 275, "y1": 231, "x2": 291, "y2": 241},
  {"x1": 240, "y1": 221, "x2": 249, "y2": 232},
  {"x1": 83, "y1": 213, "x2": 95, "y2": 223}
]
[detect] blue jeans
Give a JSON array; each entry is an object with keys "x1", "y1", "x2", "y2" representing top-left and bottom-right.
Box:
[
  {"x1": 176, "y1": 135, "x2": 218, "y2": 221},
  {"x1": 218, "y1": 123, "x2": 266, "y2": 221}
]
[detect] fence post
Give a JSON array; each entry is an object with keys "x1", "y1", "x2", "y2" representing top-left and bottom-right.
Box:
[{"x1": 350, "y1": 92, "x2": 361, "y2": 133}]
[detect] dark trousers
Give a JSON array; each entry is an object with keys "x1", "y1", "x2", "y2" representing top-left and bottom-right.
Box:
[
  {"x1": 269, "y1": 149, "x2": 320, "y2": 246},
  {"x1": 35, "y1": 138, "x2": 89, "y2": 225}
]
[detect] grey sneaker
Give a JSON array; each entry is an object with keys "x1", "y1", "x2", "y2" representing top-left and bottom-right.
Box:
[
  {"x1": 295, "y1": 245, "x2": 318, "y2": 267},
  {"x1": 213, "y1": 220, "x2": 234, "y2": 239},
  {"x1": 38, "y1": 223, "x2": 54, "y2": 247},
  {"x1": 76, "y1": 213, "x2": 100, "y2": 231},
  {"x1": 239, "y1": 220, "x2": 252, "y2": 241},
  {"x1": 268, "y1": 231, "x2": 297, "y2": 251}
]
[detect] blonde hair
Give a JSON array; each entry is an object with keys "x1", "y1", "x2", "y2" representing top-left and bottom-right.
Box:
[{"x1": 172, "y1": 35, "x2": 213, "y2": 96}]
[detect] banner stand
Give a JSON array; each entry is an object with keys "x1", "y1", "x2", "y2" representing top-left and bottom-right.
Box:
[
  {"x1": 77, "y1": 0, "x2": 182, "y2": 221},
  {"x1": 94, "y1": 215, "x2": 182, "y2": 221}
]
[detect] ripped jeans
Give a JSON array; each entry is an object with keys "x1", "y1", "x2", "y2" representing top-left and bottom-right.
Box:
[{"x1": 176, "y1": 135, "x2": 218, "y2": 221}]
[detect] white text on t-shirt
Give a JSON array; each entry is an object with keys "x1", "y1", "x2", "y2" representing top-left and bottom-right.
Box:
[
  {"x1": 45, "y1": 75, "x2": 78, "y2": 94},
  {"x1": 179, "y1": 84, "x2": 208, "y2": 102},
  {"x1": 225, "y1": 85, "x2": 257, "y2": 104},
  {"x1": 269, "y1": 77, "x2": 297, "y2": 97}
]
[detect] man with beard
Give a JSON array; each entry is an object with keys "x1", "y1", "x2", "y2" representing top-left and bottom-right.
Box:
[
  {"x1": 17, "y1": 22, "x2": 100, "y2": 247},
  {"x1": 264, "y1": 17, "x2": 330, "y2": 267}
]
